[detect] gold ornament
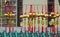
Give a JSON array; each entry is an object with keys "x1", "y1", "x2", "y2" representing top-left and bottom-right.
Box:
[
  {"x1": 41, "y1": 20, "x2": 44, "y2": 25},
  {"x1": 54, "y1": 20, "x2": 58, "y2": 26},
  {"x1": 38, "y1": 19, "x2": 40, "y2": 24},
  {"x1": 11, "y1": 20, "x2": 14, "y2": 24}
]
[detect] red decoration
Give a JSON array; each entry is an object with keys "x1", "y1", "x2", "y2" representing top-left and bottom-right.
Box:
[
  {"x1": 6, "y1": 27, "x2": 10, "y2": 33},
  {"x1": 55, "y1": 26, "x2": 58, "y2": 34},
  {"x1": 28, "y1": 23, "x2": 31, "y2": 33},
  {"x1": 29, "y1": 5, "x2": 32, "y2": 15},
  {"x1": 42, "y1": 5, "x2": 44, "y2": 14},
  {"x1": 38, "y1": 26, "x2": 40, "y2": 32},
  {"x1": 52, "y1": 5, "x2": 54, "y2": 12},
  {"x1": 50, "y1": 25, "x2": 55, "y2": 33},
  {"x1": 42, "y1": 26, "x2": 44, "y2": 33},
  {"x1": 46, "y1": 27, "x2": 48, "y2": 32},
  {"x1": 30, "y1": 5, "x2": 32, "y2": 13},
  {"x1": 51, "y1": 5, "x2": 55, "y2": 14},
  {"x1": 33, "y1": 26, "x2": 36, "y2": 33},
  {"x1": 12, "y1": 27, "x2": 14, "y2": 33}
]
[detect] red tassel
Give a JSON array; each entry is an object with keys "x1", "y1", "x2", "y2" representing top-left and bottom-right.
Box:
[
  {"x1": 33, "y1": 26, "x2": 36, "y2": 33},
  {"x1": 8, "y1": 2, "x2": 10, "y2": 12},
  {"x1": 30, "y1": 5, "x2": 32, "y2": 13},
  {"x1": 46, "y1": 27, "x2": 48, "y2": 32},
  {"x1": 50, "y1": 25, "x2": 55, "y2": 33},
  {"x1": 42, "y1": 26, "x2": 44, "y2": 33},
  {"x1": 28, "y1": 23, "x2": 31, "y2": 33},
  {"x1": 12, "y1": 27, "x2": 14, "y2": 33},
  {"x1": 6, "y1": 27, "x2": 10, "y2": 33},
  {"x1": 42, "y1": 5, "x2": 44, "y2": 14},
  {"x1": 38, "y1": 26, "x2": 40, "y2": 32},
  {"x1": 31, "y1": 27, "x2": 33, "y2": 32},
  {"x1": 50, "y1": 26, "x2": 55, "y2": 37},
  {"x1": 55, "y1": 26, "x2": 58, "y2": 34},
  {"x1": 52, "y1": 5, "x2": 54, "y2": 12}
]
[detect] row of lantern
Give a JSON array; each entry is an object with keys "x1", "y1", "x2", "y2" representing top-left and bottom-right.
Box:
[
  {"x1": 20, "y1": 5, "x2": 59, "y2": 34},
  {"x1": 20, "y1": 12, "x2": 60, "y2": 18},
  {"x1": 20, "y1": 5, "x2": 60, "y2": 27}
]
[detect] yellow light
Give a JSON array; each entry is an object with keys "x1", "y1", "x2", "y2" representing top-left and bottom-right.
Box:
[
  {"x1": 11, "y1": 20, "x2": 14, "y2": 24},
  {"x1": 44, "y1": 14, "x2": 48, "y2": 18},
  {"x1": 29, "y1": 12, "x2": 33, "y2": 15},
  {"x1": 20, "y1": 15, "x2": 29, "y2": 18},
  {"x1": 38, "y1": 19, "x2": 40, "y2": 24},
  {"x1": 20, "y1": 22, "x2": 24, "y2": 26},
  {"x1": 51, "y1": 12, "x2": 55, "y2": 14},
  {"x1": 10, "y1": 14, "x2": 15, "y2": 16},
  {"x1": 41, "y1": 20, "x2": 44, "y2": 25},
  {"x1": 36, "y1": 14, "x2": 40, "y2": 17},
  {"x1": 4, "y1": 14, "x2": 8, "y2": 16}
]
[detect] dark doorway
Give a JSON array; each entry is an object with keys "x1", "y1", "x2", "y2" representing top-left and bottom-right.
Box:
[
  {"x1": 48, "y1": 0, "x2": 54, "y2": 27},
  {"x1": 17, "y1": 0, "x2": 23, "y2": 27}
]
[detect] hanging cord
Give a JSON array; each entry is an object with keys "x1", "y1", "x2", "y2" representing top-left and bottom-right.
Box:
[
  {"x1": 33, "y1": 5, "x2": 36, "y2": 33},
  {"x1": 42, "y1": 5, "x2": 45, "y2": 33},
  {"x1": 28, "y1": 5, "x2": 33, "y2": 33},
  {"x1": 45, "y1": 5, "x2": 48, "y2": 32},
  {"x1": 55, "y1": 4, "x2": 59, "y2": 34},
  {"x1": 24, "y1": 5, "x2": 27, "y2": 33},
  {"x1": 37, "y1": 5, "x2": 40, "y2": 32}
]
